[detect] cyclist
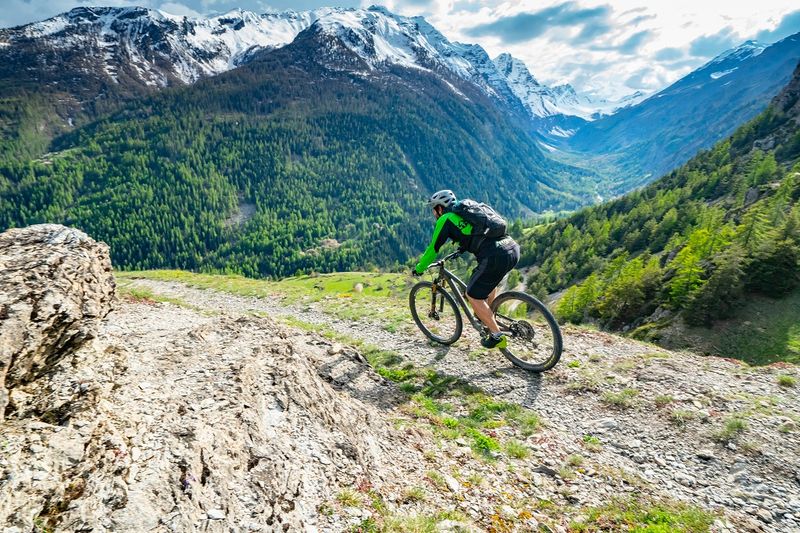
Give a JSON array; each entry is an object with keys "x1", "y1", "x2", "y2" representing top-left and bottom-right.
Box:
[{"x1": 412, "y1": 190, "x2": 520, "y2": 349}]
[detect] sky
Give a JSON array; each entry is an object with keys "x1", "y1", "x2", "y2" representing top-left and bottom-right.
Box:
[{"x1": 2, "y1": 1, "x2": 800, "y2": 100}]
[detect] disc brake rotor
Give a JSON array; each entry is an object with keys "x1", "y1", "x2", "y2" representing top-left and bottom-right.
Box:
[{"x1": 509, "y1": 320, "x2": 535, "y2": 341}]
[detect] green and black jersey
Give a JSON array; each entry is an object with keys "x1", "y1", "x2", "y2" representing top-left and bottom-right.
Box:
[{"x1": 414, "y1": 211, "x2": 476, "y2": 274}]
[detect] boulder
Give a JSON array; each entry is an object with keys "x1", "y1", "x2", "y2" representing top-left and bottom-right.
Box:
[{"x1": 0, "y1": 224, "x2": 114, "y2": 420}]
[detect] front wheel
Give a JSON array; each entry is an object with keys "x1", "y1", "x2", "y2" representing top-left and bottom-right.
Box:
[
  {"x1": 492, "y1": 291, "x2": 562, "y2": 372},
  {"x1": 409, "y1": 281, "x2": 463, "y2": 345}
]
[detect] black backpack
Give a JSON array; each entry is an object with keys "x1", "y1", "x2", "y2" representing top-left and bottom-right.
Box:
[{"x1": 452, "y1": 199, "x2": 508, "y2": 247}]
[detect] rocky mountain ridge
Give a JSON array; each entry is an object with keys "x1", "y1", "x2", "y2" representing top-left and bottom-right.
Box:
[{"x1": 1, "y1": 225, "x2": 798, "y2": 532}]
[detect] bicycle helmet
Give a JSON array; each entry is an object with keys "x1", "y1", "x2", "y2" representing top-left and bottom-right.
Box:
[{"x1": 428, "y1": 190, "x2": 456, "y2": 209}]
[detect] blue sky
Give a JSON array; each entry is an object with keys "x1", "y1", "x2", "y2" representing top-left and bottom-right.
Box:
[{"x1": 3, "y1": 1, "x2": 799, "y2": 100}]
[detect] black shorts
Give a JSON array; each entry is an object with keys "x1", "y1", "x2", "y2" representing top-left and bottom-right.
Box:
[{"x1": 466, "y1": 238, "x2": 520, "y2": 299}]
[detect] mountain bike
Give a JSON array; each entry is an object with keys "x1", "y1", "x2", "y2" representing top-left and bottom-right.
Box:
[{"x1": 409, "y1": 251, "x2": 562, "y2": 372}]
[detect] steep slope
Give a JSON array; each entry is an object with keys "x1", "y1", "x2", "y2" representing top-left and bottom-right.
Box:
[
  {"x1": 125, "y1": 270, "x2": 800, "y2": 533},
  {"x1": 0, "y1": 22, "x2": 593, "y2": 278},
  {"x1": 493, "y1": 53, "x2": 645, "y2": 136},
  {"x1": 562, "y1": 35, "x2": 800, "y2": 191},
  {"x1": 519, "y1": 61, "x2": 800, "y2": 361},
  {"x1": 0, "y1": 6, "x2": 530, "y2": 158}
]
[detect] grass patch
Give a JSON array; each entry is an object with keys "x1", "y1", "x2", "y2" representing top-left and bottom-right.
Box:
[
  {"x1": 117, "y1": 269, "x2": 412, "y2": 326},
  {"x1": 558, "y1": 466, "x2": 576, "y2": 481},
  {"x1": 401, "y1": 486, "x2": 427, "y2": 503},
  {"x1": 336, "y1": 488, "x2": 361, "y2": 507},
  {"x1": 426, "y1": 470, "x2": 446, "y2": 490},
  {"x1": 602, "y1": 388, "x2": 639, "y2": 409},
  {"x1": 116, "y1": 282, "x2": 199, "y2": 310},
  {"x1": 381, "y1": 511, "x2": 469, "y2": 532},
  {"x1": 582, "y1": 434, "x2": 603, "y2": 452},
  {"x1": 654, "y1": 395, "x2": 673, "y2": 408},
  {"x1": 713, "y1": 417, "x2": 747, "y2": 443},
  {"x1": 465, "y1": 428, "x2": 500, "y2": 458},
  {"x1": 570, "y1": 496, "x2": 716, "y2": 532},
  {"x1": 567, "y1": 454, "x2": 585, "y2": 467},
  {"x1": 567, "y1": 360, "x2": 581, "y2": 368},
  {"x1": 778, "y1": 375, "x2": 797, "y2": 388},
  {"x1": 681, "y1": 288, "x2": 800, "y2": 365},
  {"x1": 669, "y1": 409, "x2": 695, "y2": 427},
  {"x1": 504, "y1": 439, "x2": 530, "y2": 459}
]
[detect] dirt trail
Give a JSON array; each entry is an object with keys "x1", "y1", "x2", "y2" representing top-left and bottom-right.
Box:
[{"x1": 126, "y1": 277, "x2": 800, "y2": 532}]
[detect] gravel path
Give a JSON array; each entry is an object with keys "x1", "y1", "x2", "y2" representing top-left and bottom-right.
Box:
[{"x1": 126, "y1": 278, "x2": 800, "y2": 532}]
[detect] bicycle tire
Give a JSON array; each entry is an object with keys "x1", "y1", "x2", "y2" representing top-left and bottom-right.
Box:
[
  {"x1": 409, "y1": 281, "x2": 463, "y2": 345},
  {"x1": 491, "y1": 291, "x2": 562, "y2": 372}
]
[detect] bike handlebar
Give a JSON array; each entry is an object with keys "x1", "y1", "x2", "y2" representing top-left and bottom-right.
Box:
[{"x1": 427, "y1": 250, "x2": 463, "y2": 270}]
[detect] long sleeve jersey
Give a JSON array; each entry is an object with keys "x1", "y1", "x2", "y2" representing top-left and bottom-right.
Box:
[{"x1": 414, "y1": 211, "x2": 475, "y2": 274}]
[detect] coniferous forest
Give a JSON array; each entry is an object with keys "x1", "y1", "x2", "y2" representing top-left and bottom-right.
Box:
[
  {"x1": 0, "y1": 39, "x2": 594, "y2": 277},
  {"x1": 519, "y1": 64, "x2": 800, "y2": 350}
]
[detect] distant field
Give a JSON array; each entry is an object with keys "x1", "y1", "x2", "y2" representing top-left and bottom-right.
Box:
[
  {"x1": 116, "y1": 269, "x2": 415, "y2": 332},
  {"x1": 671, "y1": 289, "x2": 800, "y2": 366},
  {"x1": 118, "y1": 270, "x2": 800, "y2": 367}
]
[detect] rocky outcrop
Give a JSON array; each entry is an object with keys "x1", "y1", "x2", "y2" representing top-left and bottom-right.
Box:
[
  {"x1": 0, "y1": 225, "x2": 432, "y2": 532},
  {"x1": 0, "y1": 224, "x2": 115, "y2": 421}
]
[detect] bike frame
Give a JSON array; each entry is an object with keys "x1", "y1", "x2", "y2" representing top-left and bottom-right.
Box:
[{"x1": 428, "y1": 252, "x2": 486, "y2": 333}]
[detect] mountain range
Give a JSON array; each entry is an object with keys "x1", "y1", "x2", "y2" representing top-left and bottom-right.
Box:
[
  {"x1": 559, "y1": 36, "x2": 800, "y2": 191},
  {"x1": 1, "y1": 5, "x2": 799, "y2": 278},
  {"x1": 0, "y1": 6, "x2": 599, "y2": 277},
  {"x1": 0, "y1": 5, "x2": 644, "y2": 151},
  {"x1": 522, "y1": 61, "x2": 800, "y2": 362}
]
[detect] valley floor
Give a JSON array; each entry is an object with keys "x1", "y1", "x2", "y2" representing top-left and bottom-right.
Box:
[{"x1": 117, "y1": 275, "x2": 800, "y2": 532}]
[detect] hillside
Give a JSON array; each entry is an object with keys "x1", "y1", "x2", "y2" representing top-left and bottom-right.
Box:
[
  {"x1": 559, "y1": 35, "x2": 800, "y2": 191},
  {"x1": 3, "y1": 225, "x2": 799, "y2": 532},
  {"x1": 519, "y1": 61, "x2": 800, "y2": 362},
  {"x1": 0, "y1": 18, "x2": 595, "y2": 278},
  {"x1": 0, "y1": 7, "x2": 598, "y2": 278}
]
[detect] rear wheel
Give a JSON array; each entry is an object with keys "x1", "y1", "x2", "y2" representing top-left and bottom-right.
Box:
[
  {"x1": 409, "y1": 281, "x2": 463, "y2": 345},
  {"x1": 491, "y1": 291, "x2": 562, "y2": 372}
]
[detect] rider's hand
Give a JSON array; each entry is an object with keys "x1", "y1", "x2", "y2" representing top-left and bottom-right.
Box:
[{"x1": 411, "y1": 267, "x2": 422, "y2": 277}]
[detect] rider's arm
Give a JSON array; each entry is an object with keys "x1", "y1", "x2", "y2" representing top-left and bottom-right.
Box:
[{"x1": 415, "y1": 213, "x2": 457, "y2": 274}]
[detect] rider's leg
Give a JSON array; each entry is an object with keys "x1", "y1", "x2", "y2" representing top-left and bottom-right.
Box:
[
  {"x1": 468, "y1": 293, "x2": 500, "y2": 334},
  {"x1": 486, "y1": 288, "x2": 497, "y2": 308}
]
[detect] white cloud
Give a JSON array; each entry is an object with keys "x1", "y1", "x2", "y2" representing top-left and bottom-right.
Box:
[
  {"x1": 409, "y1": 0, "x2": 800, "y2": 99},
  {"x1": 2, "y1": 0, "x2": 798, "y2": 100},
  {"x1": 158, "y1": 2, "x2": 203, "y2": 17}
]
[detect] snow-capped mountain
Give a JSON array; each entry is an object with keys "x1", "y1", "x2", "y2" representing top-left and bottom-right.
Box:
[
  {"x1": 493, "y1": 53, "x2": 645, "y2": 123},
  {"x1": 565, "y1": 32, "x2": 800, "y2": 190},
  {"x1": 0, "y1": 5, "x2": 526, "y2": 113}
]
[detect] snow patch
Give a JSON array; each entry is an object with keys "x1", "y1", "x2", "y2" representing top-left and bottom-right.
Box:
[
  {"x1": 710, "y1": 67, "x2": 737, "y2": 80},
  {"x1": 549, "y1": 127, "x2": 575, "y2": 138}
]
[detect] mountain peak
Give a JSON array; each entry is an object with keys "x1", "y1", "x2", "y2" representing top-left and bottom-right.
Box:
[{"x1": 708, "y1": 39, "x2": 767, "y2": 67}]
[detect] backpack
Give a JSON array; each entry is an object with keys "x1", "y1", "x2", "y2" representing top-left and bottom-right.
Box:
[{"x1": 452, "y1": 199, "x2": 508, "y2": 247}]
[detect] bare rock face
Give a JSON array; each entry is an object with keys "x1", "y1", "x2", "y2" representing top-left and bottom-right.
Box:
[{"x1": 0, "y1": 224, "x2": 115, "y2": 420}]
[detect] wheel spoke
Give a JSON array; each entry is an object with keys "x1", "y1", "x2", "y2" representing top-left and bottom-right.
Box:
[
  {"x1": 492, "y1": 292, "x2": 562, "y2": 372},
  {"x1": 409, "y1": 282, "x2": 463, "y2": 345}
]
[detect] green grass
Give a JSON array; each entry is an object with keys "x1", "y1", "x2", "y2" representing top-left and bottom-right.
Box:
[
  {"x1": 425, "y1": 470, "x2": 446, "y2": 490},
  {"x1": 504, "y1": 439, "x2": 530, "y2": 459},
  {"x1": 567, "y1": 454, "x2": 585, "y2": 467},
  {"x1": 116, "y1": 282, "x2": 202, "y2": 311},
  {"x1": 336, "y1": 489, "x2": 362, "y2": 507},
  {"x1": 602, "y1": 388, "x2": 640, "y2": 409},
  {"x1": 669, "y1": 409, "x2": 695, "y2": 427},
  {"x1": 401, "y1": 487, "x2": 427, "y2": 503},
  {"x1": 713, "y1": 417, "x2": 748, "y2": 443},
  {"x1": 117, "y1": 269, "x2": 412, "y2": 327},
  {"x1": 582, "y1": 434, "x2": 603, "y2": 452},
  {"x1": 778, "y1": 375, "x2": 797, "y2": 388},
  {"x1": 682, "y1": 288, "x2": 800, "y2": 365},
  {"x1": 654, "y1": 395, "x2": 673, "y2": 408},
  {"x1": 570, "y1": 496, "x2": 716, "y2": 532}
]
